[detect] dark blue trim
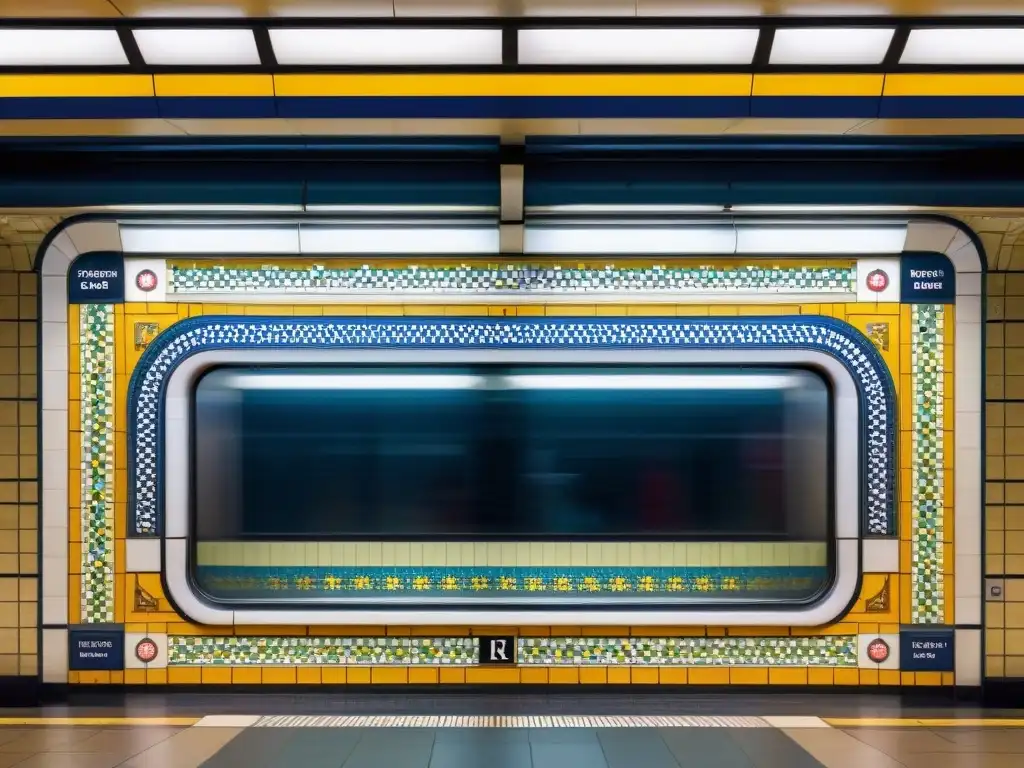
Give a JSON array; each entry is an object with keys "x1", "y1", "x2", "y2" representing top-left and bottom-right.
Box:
[
  {"x1": 751, "y1": 96, "x2": 881, "y2": 119},
  {"x1": 156, "y1": 96, "x2": 278, "y2": 119},
  {"x1": 126, "y1": 315, "x2": 897, "y2": 539},
  {"x1": 0, "y1": 97, "x2": 159, "y2": 120},
  {"x1": 274, "y1": 96, "x2": 753, "y2": 119},
  {"x1": 880, "y1": 96, "x2": 1024, "y2": 119}
]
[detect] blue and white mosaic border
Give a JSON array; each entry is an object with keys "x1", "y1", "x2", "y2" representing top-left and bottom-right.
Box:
[{"x1": 128, "y1": 317, "x2": 896, "y2": 537}]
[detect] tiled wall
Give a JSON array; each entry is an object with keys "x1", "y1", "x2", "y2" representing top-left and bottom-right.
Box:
[
  {"x1": 0, "y1": 243, "x2": 40, "y2": 682},
  {"x1": 56, "y1": 278, "x2": 956, "y2": 687},
  {"x1": 981, "y1": 220, "x2": 1024, "y2": 679}
]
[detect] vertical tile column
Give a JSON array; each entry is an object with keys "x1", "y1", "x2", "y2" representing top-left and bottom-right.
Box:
[
  {"x1": 0, "y1": 267, "x2": 38, "y2": 681},
  {"x1": 79, "y1": 304, "x2": 115, "y2": 624},
  {"x1": 911, "y1": 304, "x2": 946, "y2": 624}
]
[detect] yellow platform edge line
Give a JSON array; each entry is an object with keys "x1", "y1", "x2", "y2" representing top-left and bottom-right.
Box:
[
  {"x1": 0, "y1": 717, "x2": 200, "y2": 726},
  {"x1": 826, "y1": 718, "x2": 1024, "y2": 727}
]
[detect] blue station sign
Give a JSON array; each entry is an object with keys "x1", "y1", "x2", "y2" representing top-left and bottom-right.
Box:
[
  {"x1": 900, "y1": 254, "x2": 956, "y2": 304},
  {"x1": 900, "y1": 628, "x2": 955, "y2": 672},
  {"x1": 67, "y1": 251, "x2": 125, "y2": 304},
  {"x1": 68, "y1": 626, "x2": 125, "y2": 671}
]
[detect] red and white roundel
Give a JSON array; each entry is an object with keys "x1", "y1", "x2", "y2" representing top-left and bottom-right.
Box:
[
  {"x1": 865, "y1": 269, "x2": 890, "y2": 293},
  {"x1": 135, "y1": 269, "x2": 158, "y2": 292},
  {"x1": 866, "y1": 638, "x2": 890, "y2": 664},
  {"x1": 135, "y1": 638, "x2": 158, "y2": 663}
]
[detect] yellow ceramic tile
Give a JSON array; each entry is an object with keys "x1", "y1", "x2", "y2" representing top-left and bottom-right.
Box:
[
  {"x1": 630, "y1": 667, "x2": 658, "y2": 684},
  {"x1": 688, "y1": 668, "x2": 730, "y2": 685}
]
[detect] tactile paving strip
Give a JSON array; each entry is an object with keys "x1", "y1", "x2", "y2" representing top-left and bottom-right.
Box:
[{"x1": 252, "y1": 715, "x2": 770, "y2": 728}]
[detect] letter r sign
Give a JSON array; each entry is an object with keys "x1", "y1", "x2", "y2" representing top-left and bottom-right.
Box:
[{"x1": 478, "y1": 635, "x2": 517, "y2": 665}]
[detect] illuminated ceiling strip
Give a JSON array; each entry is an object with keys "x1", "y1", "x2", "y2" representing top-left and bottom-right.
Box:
[
  {"x1": 0, "y1": 28, "x2": 128, "y2": 66},
  {"x1": 132, "y1": 28, "x2": 262, "y2": 66},
  {"x1": 518, "y1": 28, "x2": 760, "y2": 65},
  {"x1": 268, "y1": 28, "x2": 504, "y2": 66},
  {"x1": 901, "y1": 27, "x2": 1024, "y2": 65},
  {"x1": 769, "y1": 27, "x2": 895, "y2": 65}
]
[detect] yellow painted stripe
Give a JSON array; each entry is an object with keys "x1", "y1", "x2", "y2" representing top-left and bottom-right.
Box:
[
  {"x1": 884, "y1": 74, "x2": 1024, "y2": 97},
  {"x1": 273, "y1": 74, "x2": 752, "y2": 98},
  {"x1": 0, "y1": 717, "x2": 199, "y2": 726},
  {"x1": 0, "y1": 75, "x2": 154, "y2": 98},
  {"x1": 154, "y1": 74, "x2": 275, "y2": 98},
  {"x1": 753, "y1": 74, "x2": 883, "y2": 97},
  {"x1": 826, "y1": 718, "x2": 1024, "y2": 727}
]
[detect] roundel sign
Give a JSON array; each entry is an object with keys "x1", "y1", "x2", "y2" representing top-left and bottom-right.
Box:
[
  {"x1": 865, "y1": 269, "x2": 890, "y2": 293},
  {"x1": 866, "y1": 638, "x2": 890, "y2": 664},
  {"x1": 135, "y1": 638, "x2": 159, "y2": 663},
  {"x1": 135, "y1": 269, "x2": 158, "y2": 293}
]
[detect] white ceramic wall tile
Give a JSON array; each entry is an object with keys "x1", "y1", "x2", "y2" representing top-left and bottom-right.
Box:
[
  {"x1": 41, "y1": 488, "x2": 66, "y2": 530},
  {"x1": 40, "y1": 241, "x2": 74, "y2": 276},
  {"x1": 904, "y1": 221, "x2": 958, "y2": 254},
  {"x1": 67, "y1": 221, "x2": 122, "y2": 254},
  {"x1": 954, "y1": 323, "x2": 983, "y2": 413},
  {"x1": 954, "y1": 628, "x2": 981, "y2": 687},
  {"x1": 40, "y1": 448, "x2": 67, "y2": 494},
  {"x1": 855, "y1": 258, "x2": 901, "y2": 303},
  {"x1": 948, "y1": 242, "x2": 983, "y2": 273},
  {"x1": 40, "y1": 373, "x2": 68, "y2": 424},
  {"x1": 956, "y1": 294, "x2": 982, "y2": 324},
  {"x1": 955, "y1": 596, "x2": 982, "y2": 626},
  {"x1": 124, "y1": 258, "x2": 168, "y2": 303},
  {"x1": 40, "y1": 409, "x2": 67, "y2": 460},
  {"x1": 40, "y1": 277, "x2": 68, "y2": 324},
  {"x1": 956, "y1": 271, "x2": 982, "y2": 297},
  {"x1": 955, "y1": 411, "x2": 982, "y2": 450},
  {"x1": 861, "y1": 539, "x2": 899, "y2": 573},
  {"x1": 40, "y1": 321, "x2": 68, "y2": 374},
  {"x1": 41, "y1": 595, "x2": 67, "y2": 627},
  {"x1": 955, "y1": 553, "x2": 982, "y2": 597},
  {"x1": 857, "y1": 633, "x2": 899, "y2": 670},
  {"x1": 125, "y1": 539, "x2": 161, "y2": 573},
  {"x1": 41, "y1": 628, "x2": 68, "y2": 683}
]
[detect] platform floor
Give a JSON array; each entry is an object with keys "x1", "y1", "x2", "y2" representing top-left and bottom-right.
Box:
[{"x1": 0, "y1": 695, "x2": 1022, "y2": 768}]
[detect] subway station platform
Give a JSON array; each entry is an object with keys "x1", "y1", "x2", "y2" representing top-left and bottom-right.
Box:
[{"x1": 0, "y1": 694, "x2": 1022, "y2": 768}]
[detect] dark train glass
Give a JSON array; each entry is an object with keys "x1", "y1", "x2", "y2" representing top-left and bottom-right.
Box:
[{"x1": 192, "y1": 366, "x2": 831, "y2": 542}]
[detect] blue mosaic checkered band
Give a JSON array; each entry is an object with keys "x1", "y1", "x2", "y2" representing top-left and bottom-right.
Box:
[{"x1": 127, "y1": 317, "x2": 896, "y2": 537}]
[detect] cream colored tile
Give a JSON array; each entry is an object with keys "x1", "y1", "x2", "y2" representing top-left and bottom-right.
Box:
[
  {"x1": 366, "y1": 541, "x2": 382, "y2": 566},
  {"x1": 586, "y1": 542, "x2": 602, "y2": 566},
  {"x1": 700, "y1": 542, "x2": 721, "y2": 567},
  {"x1": 516, "y1": 541, "x2": 531, "y2": 567},
  {"x1": 485, "y1": 542, "x2": 501, "y2": 567},
  {"x1": 500, "y1": 542, "x2": 516, "y2": 567},
  {"x1": 570, "y1": 542, "x2": 587, "y2": 566},
  {"x1": 642, "y1": 542, "x2": 660, "y2": 568},
  {"x1": 317, "y1": 542, "x2": 332, "y2": 567},
  {"x1": 331, "y1": 542, "x2": 345, "y2": 568},
  {"x1": 342, "y1": 542, "x2": 357, "y2": 568},
  {"x1": 407, "y1": 541, "x2": 422, "y2": 567},
  {"x1": 354, "y1": 542, "x2": 369, "y2": 567},
  {"x1": 601, "y1": 542, "x2": 618, "y2": 567},
  {"x1": 393, "y1": 541, "x2": 410, "y2": 567},
  {"x1": 629, "y1": 542, "x2": 644, "y2": 567},
  {"x1": 530, "y1": 542, "x2": 546, "y2": 567},
  {"x1": 243, "y1": 542, "x2": 269, "y2": 567},
  {"x1": 381, "y1": 542, "x2": 395, "y2": 567},
  {"x1": 304, "y1": 542, "x2": 318, "y2": 567}
]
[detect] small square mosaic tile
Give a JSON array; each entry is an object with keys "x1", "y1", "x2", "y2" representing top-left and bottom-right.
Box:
[
  {"x1": 167, "y1": 636, "x2": 479, "y2": 665},
  {"x1": 80, "y1": 303, "x2": 116, "y2": 624}
]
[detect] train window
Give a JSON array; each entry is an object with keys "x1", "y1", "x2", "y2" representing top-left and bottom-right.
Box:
[{"x1": 190, "y1": 365, "x2": 833, "y2": 605}]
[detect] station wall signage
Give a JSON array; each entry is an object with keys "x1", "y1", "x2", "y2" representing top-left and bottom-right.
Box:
[
  {"x1": 900, "y1": 254, "x2": 956, "y2": 304},
  {"x1": 478, "y1": 635, "x2": 517, "y2": 665},
  {"x1": 67, "y1": 252, "x2": 125, "y2": 304},
  {"x1": 68, "y1": 626, "x2": 125, "y2": 671},
  {"x1": 899, "y1": 628, "x2": 954, "y2": 672}
]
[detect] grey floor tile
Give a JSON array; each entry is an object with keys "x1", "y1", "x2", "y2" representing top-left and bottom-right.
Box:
[
  {"x1": 528, "y1": 728, "x2": 602, "y2": 745},
  {"x1": 269, "y1": 729, "x2": 364, "y2": 768},
  {"x1": 531, "y1": 741, "x2": 609, "y2": 768},
  {"x1": 595, "y1": 729, "x2": 681, "y2": 768},
  {"x1": 782, "y1": 729, "x2": 905, "y2": 768},
  {"x1": 0, "y1": 728, "x2": 103, "y2": 753},
  {"x1": 342, "y1": 729, "x2": 436, "y2": 768},
  {"x1": 125, "y1": 726, "x2": 246, "y2": 768},
  {"x1": 728, "y1": 729, "x2": 825, "y2": 768},
  {"x1": 195, "y1": 728, "x2": 295, "y2": 767},
  {"x1": 427, "y1": 741, "x2": 532, "y2": 768},
  {"x1": 659, "y1": 730, "x2": 754, "y2": 768},
  {"x1": 433, "y1": 728, "x2": 530, "y2": 744}
]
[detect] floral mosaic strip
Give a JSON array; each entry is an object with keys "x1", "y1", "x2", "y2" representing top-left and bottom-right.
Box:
[
  {"x1": 518, "y1": 636, "x2": 858, "y2": 666},
  {"x1": 168, "y1": 637, "x2": 479, "y2": 665},
  {"x1": 911, "y1": 304, "x2": 945, "y2": 625},
  {"x1": 195, "y1": 565, "x2": 826, "y2": 597},
  {"x1": 80, "y1": 304, "x2": 116, "y2": 623},
  {"x1": 165, "y1": 635, "x2": 858, "y2": 667},
  {"x1": 168, "y1": 263, "x2": 857, "y2": 296},
  {"x1": 128, "y1": 318, "x2": 896, "y2": 538}
]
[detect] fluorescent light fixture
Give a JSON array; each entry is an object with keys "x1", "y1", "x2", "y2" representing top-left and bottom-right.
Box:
[
  {"x1": 224, "y1": 374, "x2": 480, "y2": 390},
  {"x1": 305, "y1": 205, "x2": 499, "y2": 214},
  {"x1": 119, "y1": 226, "x2": 300, "y2": 254},
  {"x1": 736, "y1": 225, "x2": 907, "y2": 254},
  {"x1": 901, "y1": 28, "x2": 1024, "y2": 65},
  {"x1": 523, "y1": 226, "x2": 736, "y2": 255},
  {"x1": 769, "y1": 27, "x2": 894, "y2": 65},
  {"x1": 730, "y1": 205, "x2": 913, "y2": 213},
  {"x1": 298, "y1": 226, "x2": 499, "y2": 254},
  {"x1": 0, "y1": 28, "x2": 128, "y2": 66},
  {"x1": 505, "y1": 375, "x2": 801, "y2": 390},
  {"x1": 132, "y1": 28, "x2": 261, "y2": 66},
  {"x1": 527, "y1": 205, "x2": 725, "y2": 214},
  {"x1": 104, "y1": 205, "x2": 303, "y2": 213},
  {"x1": 518, "y1": 28, "x2": 759, "y2": 65},
  {"x1": 269, "y1": 28, "x2": 503, "y2": 65}
]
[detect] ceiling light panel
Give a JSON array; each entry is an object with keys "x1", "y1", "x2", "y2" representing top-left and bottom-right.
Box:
[
  {"x1": 518, "y1": 28, "x2": 760, "y2": 65},
  {"x1": 901, "y1": 28, "x2": 1024, "y2": 65},
  {"x1": 132, "y1": 28, "x2": 262, "y2": 66},
  {"x1": 0, "y1": 28, "x2": 128, "y2": 66},
  {"x1": 268, "y1": 28, "x2": 503, "y2": 65},
  {"x1": 769, "y1": 27, "x2": 895, "y2": 65}
]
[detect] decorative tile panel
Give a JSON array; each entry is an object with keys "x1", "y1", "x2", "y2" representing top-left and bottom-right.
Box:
[
  {"x1": 80, "y1": 304, "x2": 116, "y2": 623},
  {"x1": 518, "y1": 636, "x2": 858, "y2": 666},
  {"x1": 910, "y1": 304, "x2": 945, "y2": 625},
  {"x1": 168, "y1": 636, "x2": 479, "y2": 665},
  {"x1": 165, "y1": 635, "x2": 858, "y2": 667},
  {"x1": 128, "y1": 317, "x2": 896, "y2": 537},
  {"x1": 195, "y1": 565, "x2": 827, "y2": 599},
  {"x1": 168, "y1": 263, "x2": 856, "y2": 296}
]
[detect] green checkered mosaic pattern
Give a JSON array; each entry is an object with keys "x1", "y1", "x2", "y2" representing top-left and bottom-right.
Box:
[
  {"x1": 911, "y1": 304, "x2": 945, "y2": 625},
  {"x1": 167, "y1": 637, "x2": 478, "y2": 665},
  {"x1": 165, "y1": 635, "x2": 858, "y2": 666},
  {"x1": 80, "y1": 304, "x2": 116, "y2": 624},
  {"x1": 518, "y1": 636, "x2": 857, "y2": 666},
  {"x1": 168, "y1": 263, "x2": 856, "y2": 295}
]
